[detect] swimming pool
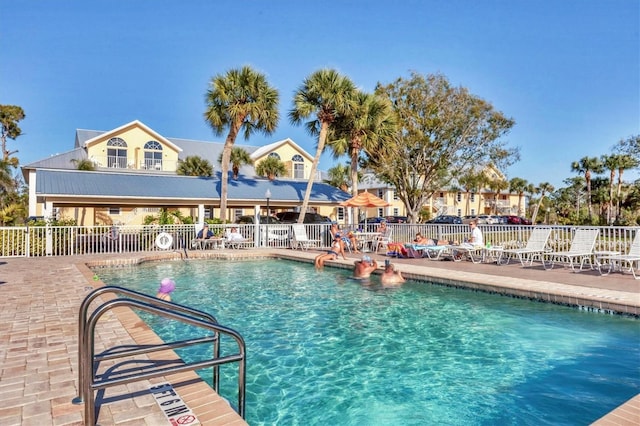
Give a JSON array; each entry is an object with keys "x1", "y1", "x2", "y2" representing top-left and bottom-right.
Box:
[{"x1": 95, "y1": 259, "x2": 640, "y2": 426}]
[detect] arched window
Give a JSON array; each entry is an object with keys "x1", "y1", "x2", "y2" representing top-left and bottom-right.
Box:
[
  {"x1": 107, "y1": 138, "x2": 128, "y2": 168},
  {"x1": 268, "y1": 152, "x2": 281, "y2": 160},
  {"x1": 143, "y1": 140, "x2": 163, "y2": 170},
  {"x1": 292, "y1": 154, "x2": 304, "y2": 179}
]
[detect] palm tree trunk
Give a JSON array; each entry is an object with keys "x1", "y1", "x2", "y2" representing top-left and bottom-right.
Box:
[
  {"x1": 298, "y1": 122, "x2": 328, "y2": 224},
  {"x1": 531, "y1": 194, "x2": 544, "y2": 224},
  {"x1": 219, "y1": 121, "x2": 242, "y2": 222}
]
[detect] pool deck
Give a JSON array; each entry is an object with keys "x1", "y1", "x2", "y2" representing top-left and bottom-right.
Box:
[{"x1": 0, "y1": 248, "x2": 638, "y2": 425}]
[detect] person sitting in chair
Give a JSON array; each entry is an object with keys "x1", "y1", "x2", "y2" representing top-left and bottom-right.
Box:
[
  {"x1": 330, "y1": 223, "x2": 359, "y2": 253},
  {"x1": 196, "y1": 224, "x2": 214, "y2": 239},
  {"x1": 225, "y1": 226, "x2": 245, "y2": 242}
]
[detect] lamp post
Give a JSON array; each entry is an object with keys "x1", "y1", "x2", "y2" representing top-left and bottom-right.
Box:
[{"x1": 265, "y1": 189, "x2": 271, "y2": 247}]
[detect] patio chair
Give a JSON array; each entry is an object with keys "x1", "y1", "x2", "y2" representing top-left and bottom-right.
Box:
[
  {"x1": 404, "y1": 243, "x2": 449, "y2": 260},
  {"x1": 374, "y1": 229, "x2": 393, "y2": 253},
  {"x1": 598, "y1": 231, "x2": 640, "y2": 279},
  {"x1": 291, "y1": 224, "x2": 320, "y2": 251},
  {"x1": 501, "y1": 227, "x2": 552, "y2": 266},
  {"x1": 542, "y1": 228, "x2": 599, "y2": 272},
  {"x1": 448, "y1": 244, "x2": 484, "y2": 263}
]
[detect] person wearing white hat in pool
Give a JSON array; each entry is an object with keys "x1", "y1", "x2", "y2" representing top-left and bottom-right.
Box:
[
  {"x1": 156, "y1": 278, "x2": 176, "y2": 301},
  {"x1": 353, "y1": 255, "x2": 378, "y2": 279}
]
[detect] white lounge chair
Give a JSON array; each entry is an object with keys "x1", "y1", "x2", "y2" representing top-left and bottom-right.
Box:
[
  {"x1": 542, "y1": 228, "x2": 599, "y2": 272},
  {"x1": 374, "y1": 229, "x2": 393, "y2": 253},
  {"x1": 291, "y1": 224, "x2": 320, "y2": 250},
  {"x1": 598, "y1": 231, "x2": 640, "y2": 279},
  {"x1": 501, "y1": 227, "x2": 552, "y2": 266},
  {"x1": 405, "y1": 243, "x2": 449, "y2": 260}
]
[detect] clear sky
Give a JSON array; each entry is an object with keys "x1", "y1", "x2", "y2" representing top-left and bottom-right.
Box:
[{"x1": 3, "y1": 0, "x2": 639, "y2": 189}]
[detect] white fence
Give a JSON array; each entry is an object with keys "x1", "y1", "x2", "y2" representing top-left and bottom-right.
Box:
[{"x1": 0, "y1": 223, "x2": 635, "y2": 258}]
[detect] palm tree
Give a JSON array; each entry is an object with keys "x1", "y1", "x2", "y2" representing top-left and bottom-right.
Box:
[
  {"x1": 326, "y1": 91, "x2": 396, "y2": 197},
  {"x1": 325, "y1": 163, "x2": 351, "y2": 192},
  {"x1": 176, "y1": 156, "x2": 213, "y2": 177},
  {"x1": 204, "y1": 66, "x2": 279, "y2": 221},
  {"x1": 571, "y1": 156, "x2": 604, "y2": 222},
  {"x1": 530, "y1": 182, "x2": 554, "y2": 224},
  {"x1": 217, "y1": 146, "x2": 253, "y2": 180},
  {"x1": 601, "y1": 154, "x2": 619, "y2": 224},
  {"x1": 524, "y1": 183, "x2": 537, "y2": 218},
  {"x1": 289, "y1": 69, "x2": 356, "y2": 223},
  {"x1": 509, "y1": 177, "x2": 528, "y2": 216},
  {"x1": 458, "y1": 172, "x2": 481, "y2": 216},
  {"x1": 487, "y1": 177, "x2": 508, "y2": 215},
  {"x1": 70, "y1": 158, "x2": 96, "y2": 171},
  {"x1": 255, "y1": 156, "x2": 287, "y2": 181}
]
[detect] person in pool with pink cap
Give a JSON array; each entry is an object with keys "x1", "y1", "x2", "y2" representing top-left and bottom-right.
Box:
[{"x1": 156, "y1": 278, "x2": 176, "y2": 301}]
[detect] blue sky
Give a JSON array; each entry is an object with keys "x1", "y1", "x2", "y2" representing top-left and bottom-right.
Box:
[{"x1": 3, "y1": 0, "x2": 639, "y2": 189}]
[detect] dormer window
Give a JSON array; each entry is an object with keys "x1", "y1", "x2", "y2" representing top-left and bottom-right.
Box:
[
  {"x1": 144, "y1": 141, "x2": 163, "y2": 170},
  {"x1": 291, "y1": 154, "x2": 304, "y2": 179},
  {"x1": 107, "y1": 138, "x2": 127, "y2": 168}
]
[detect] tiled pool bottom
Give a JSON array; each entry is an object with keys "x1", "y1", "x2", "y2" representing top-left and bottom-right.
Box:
[{"x1": 92, "y1": 254, "x2": 640, "y2": 425}]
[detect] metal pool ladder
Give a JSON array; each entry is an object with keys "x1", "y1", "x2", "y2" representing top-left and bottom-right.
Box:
[{"x1": 72, "y1": 286, "x2": 246, "y2": 425}]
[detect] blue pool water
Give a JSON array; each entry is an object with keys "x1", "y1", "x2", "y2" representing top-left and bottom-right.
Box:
[{"x1": 95, "y1": 259, "x2": 640, "y2": 426}]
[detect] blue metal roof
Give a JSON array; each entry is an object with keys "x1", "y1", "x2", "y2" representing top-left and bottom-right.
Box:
[{"x1": 35, "y1": 169, "x2": 351, "y2": 203}]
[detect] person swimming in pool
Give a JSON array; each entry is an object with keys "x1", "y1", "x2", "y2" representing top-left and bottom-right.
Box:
[
  {"x1": 156, "y1": 277, "x2": 176, "y2": 301},
  {"x1": 315, "y1": 235, "x2": 346, "y2": 268},
  {"x1": 381, "y1": 260, "x2": 405, "y2": 286},
  {"x1": 353, "y1": 255, "x2": 378, "y2": 279}
]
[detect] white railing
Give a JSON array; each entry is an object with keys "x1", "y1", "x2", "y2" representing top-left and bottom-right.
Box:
[{"x1": 0, "y1": 223, "x2": 635, "y2": 258}]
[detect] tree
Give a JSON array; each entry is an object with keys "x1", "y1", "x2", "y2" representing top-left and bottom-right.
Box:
[
  {"x1": 601, "y1": 154, "x2": 620, "y2": 224},
  {"x1": 530, "y1": 182, "x2": 554, "y2": 224},
  {"x1": 571, "y1": 156, "x2": 604, "y2": 222},
  {"x1": 217, "y1": 146, "x2": 253, "y2": 180},
  {"x1": 70, "y1": 158, "x2": 96, "y2": 171},
  {"x1": 487, "y1": 176, "x2": 508, "y2": 215},
  {"x1": 326, "y1": 91, "x2": 396, "y2": 197},
  {"x1": 613, "y1": 134, "x2": 640, "y2": 164},
  {"x1": 176, "y1": 156, "x2": 214, "y2": 177},
  {"x1": 325, "y1": 163, "x2": 351, "y2": 192},
  {"x1": 458, "y1": 171, "x2": 482, "y2": 216},
  {"x1": 0, "y1": 105, "x2": 25, "y2": 162},
  {"x1": 289, "y1": 69, "x2": 357, "y2": 224},
  {"x1": 204, "y1": 66, "x2": 279, "y2": 221},
  {"x1": 509, "y1": 177, "x2": 529, "y2": 216},
  {"x1": 255, "y1": 156, "x2": 287, "y2": 180},
  {"x1": 614, "y1": 154, "x2": 638, "y2": 220},
  {"x1": 366, "y1": 72, "x2": 518, "y2": 223}
]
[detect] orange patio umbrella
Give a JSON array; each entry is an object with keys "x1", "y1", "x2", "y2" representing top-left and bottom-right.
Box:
[
  {"x1": 340, "y1": 191, "x2": 390, "y2": 208},
  {"x1": 340, "y1": 192, "x2": 390, "y2": 226}
]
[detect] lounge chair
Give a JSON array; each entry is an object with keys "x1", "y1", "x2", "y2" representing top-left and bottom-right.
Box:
[
  {"x1": 448, "y1": 244, "x2": 484, "y2": 263},
  {"x1": 598, "y1": 231, "x2": 640, "y2": 279},
  {"x1": 501, "y1": 227, "x2": 552, "y2": 266},
  {"x1": 291, "y1": 224, "x2": 320, "y2": 251},
  {"x1": 374, "y1": 229, "x2": 393, "y2": 253},
  {"x1": 542, "y1": 228, "x2": 599, "y2": 272},
  {"x1": 404, "y1": 243, "x2": 449, "y2": 260}
]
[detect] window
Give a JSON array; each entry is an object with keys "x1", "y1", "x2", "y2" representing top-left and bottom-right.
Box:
[
  {"x1": 337, "y1": 207, "x2": 345, "y2": 221},
  {"x1": 471, "y1": 209, "x2": 476, "y2": 215},
  {"x1": 393, "y1": 208, "x2": 399, "y2": 215},
  {"x1": 144, "y1": 141, "x2": 163, "y2": 170},
  {"x1": 377, "y1": 208, "x2": 384, "y2": 217},
  {"x1": 107, "y1": 138, "x2": 127, "y2": 168},
  {"x1": 470, "y1": 193, "x2": 476, "y2": 202},
  {"x1": 268, "y1": 152, "x2": 281, "y2": 160},
  {"x1": 233, "y1": 209, "x2": 243, "y2": 221},
  {"x1": 291, "y1": 154, "x2": 304, "y2": 179},
  {"x1": 108, "y1": 207, "x2": 121, "y2": 215},
  {"x1": 457, "y1": 192, "x2": 462, "y2": 202},
  {"x1": 143, "y1": 208, "x2": 160, "y2": 213},
  {"x1": 457, "y1": 208, "x2": 462, "y2": 216},
  {"x1": 377, "y1": 189, "x2": 384, "y2": 199},
  {"x1": 393, "y1": 190, "x2": 399, "y2": 200}
]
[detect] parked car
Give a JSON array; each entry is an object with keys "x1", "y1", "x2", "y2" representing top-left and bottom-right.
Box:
[
  {"x1": 428, "y1": 215, "x2": 463, "y2": 224},
  {"x1": 384, "y1": 215, "x2": 408, "y2": 223},
  {"x1": 494, "y1": 215, "x2": 508, "y2": 224},
  {"x1": 503, "y1": 215, "x2": 522, "y2": 225},
  {"x1": 235, "y1": 215, "x2": 289, "y2": 241},
  {"x1": 519, "y1": 217, "x2": 533, "y2": 225},
  {"x1": 275, "y1": 211, "x2": 332, "y2": 224},
  {"x1": 463, "y1": 215, "x2": 499, "y2": 224},
  {"x1": 235, "y1": 215, "x2": 281, "y2": 224}
]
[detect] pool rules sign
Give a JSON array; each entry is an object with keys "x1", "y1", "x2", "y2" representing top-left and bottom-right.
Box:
[{"x1": 149, "y1": 382, "x2": 201, "y2": 426}]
